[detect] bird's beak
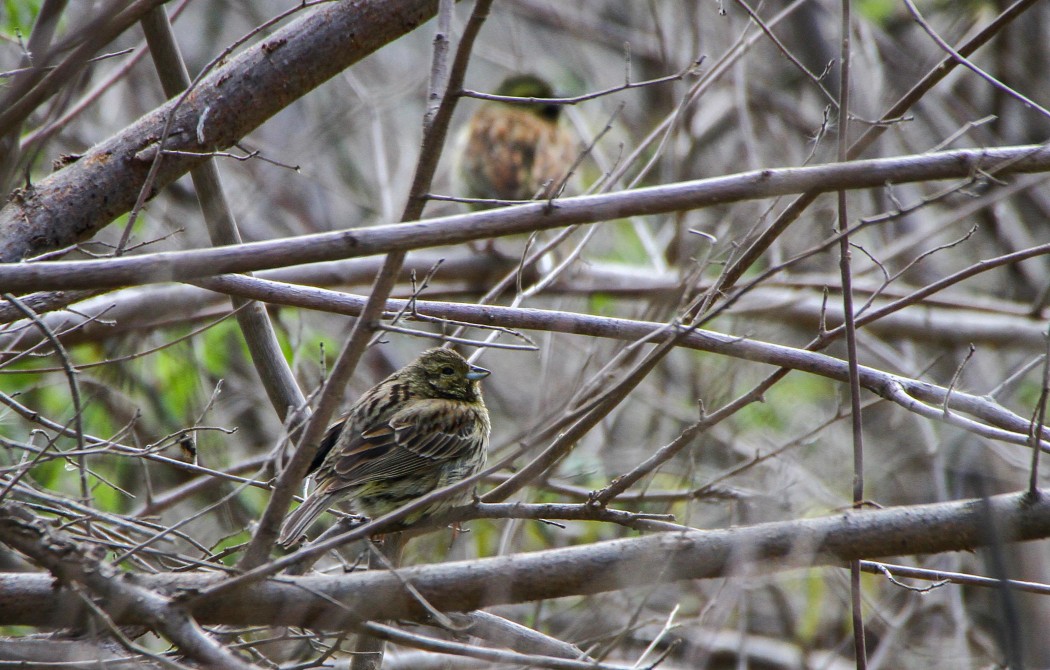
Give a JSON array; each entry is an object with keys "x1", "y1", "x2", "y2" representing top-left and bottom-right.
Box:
[{"x1": 466, "y1": 364, "x2": 490, "y2": 381}]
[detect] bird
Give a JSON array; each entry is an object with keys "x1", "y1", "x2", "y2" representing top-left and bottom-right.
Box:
[
  {"x1": 278, "y1": 348, "x2": 491, "y2": 546},
  {"x1": 454, "y1": 73, "x2": 576, "y2": 206}
]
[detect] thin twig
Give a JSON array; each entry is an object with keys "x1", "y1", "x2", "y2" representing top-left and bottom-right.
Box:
[
  {"x1": 3, "y1": 293, "x2": 89, "y2": 507},
  {"x1": 1029, "y1": 326, "x2": 1050, "y2": 495}
]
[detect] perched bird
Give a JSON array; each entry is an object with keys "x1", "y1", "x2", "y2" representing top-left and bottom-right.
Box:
[
  {"x1": 455, "y1": 74, "x2": 576, "y2": 205},
  {"x1": 278, "y1": 348, "x2": 491, "y2": 546}
]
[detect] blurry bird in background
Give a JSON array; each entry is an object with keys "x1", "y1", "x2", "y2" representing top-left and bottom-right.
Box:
[
  {"x1": 455, "y1": 74, "x2": 577, "y2": 207},
  {"x1": 278, "y1": 348, "x2": 491, "y2": 547}
]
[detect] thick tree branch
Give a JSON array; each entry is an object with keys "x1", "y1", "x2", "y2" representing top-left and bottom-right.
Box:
[
  {"x1": 1, "y1": 490, "x2": 1048, "y2": 628},
  {"x1": 0, "y1": 0, "x2": 440, "y2": 262}
]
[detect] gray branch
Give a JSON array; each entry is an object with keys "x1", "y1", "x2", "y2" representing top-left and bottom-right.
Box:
[
  {"x1": 1, "y1": 490, "x2": 1048, "y2": 629},
  {"x1": 0, "y1": 503, "x2": 259, "y2": 669},
  {"x1": 3, "y1": 144, "x2": 1050, "y2": 290}
]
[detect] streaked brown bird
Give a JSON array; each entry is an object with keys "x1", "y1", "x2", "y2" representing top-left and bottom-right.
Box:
[
  {"x1": 455, "y1": 74, "x2": 576, "y2": 206},
  {"x1": 278, "y1": 348, "x2": 491, "y2": 546}
]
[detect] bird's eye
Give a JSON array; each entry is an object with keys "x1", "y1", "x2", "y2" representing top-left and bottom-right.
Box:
[{"x1": 441, "y1": 366, "x2": 455, "y2": 375}]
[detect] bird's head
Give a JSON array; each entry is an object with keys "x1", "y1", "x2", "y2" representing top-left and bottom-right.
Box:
[
  {"x1": 406, "y1": 348, "x2": 489, "y2": 402},
  {"x1": 494, "y1": 74, "x2": 561, "y2": 122}
]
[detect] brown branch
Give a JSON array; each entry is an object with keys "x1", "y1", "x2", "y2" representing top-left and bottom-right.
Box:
[{"x1": 0, "y1": 0, "x2": 442, "y2": 262}]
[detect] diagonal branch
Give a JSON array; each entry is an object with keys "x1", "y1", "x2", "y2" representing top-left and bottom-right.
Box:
[
  {"x1": 0, "y1": 503, "x2": 260, "y2": 670},
  {"x1": 140, "y1": 6, "x2": 305, "y2": 421},
  {"x1": 0, "y1": 0, "x2": 442, "y2": 262}
]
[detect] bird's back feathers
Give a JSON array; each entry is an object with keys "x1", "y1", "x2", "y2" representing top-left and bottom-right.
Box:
[{"x1": 278, "y1": 349, "x2": 490, "y2": 547}]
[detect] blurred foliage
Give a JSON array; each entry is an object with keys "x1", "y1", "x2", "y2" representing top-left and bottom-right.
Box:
[{"x1": 1, "y1": 0, "x2": 42, "y2": 37}]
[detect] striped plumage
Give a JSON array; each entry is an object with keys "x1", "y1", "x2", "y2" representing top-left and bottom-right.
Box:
[{"x1": 278, "y1": 348, "x2": 490, "y2": 546}]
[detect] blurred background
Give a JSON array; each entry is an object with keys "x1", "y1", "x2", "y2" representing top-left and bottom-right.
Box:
[{"x1": 3, "y1": 1, "x2": 1050, "y2": 667}]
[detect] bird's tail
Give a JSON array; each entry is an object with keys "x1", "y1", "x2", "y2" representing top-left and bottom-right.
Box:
[{"x1": 278, "y1": 493, "x2": 332, "y2": 547}]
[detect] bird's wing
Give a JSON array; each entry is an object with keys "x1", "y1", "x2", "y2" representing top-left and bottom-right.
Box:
[{"x1": 324, "y1": 399, "x2": 488, "y2": 486}]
